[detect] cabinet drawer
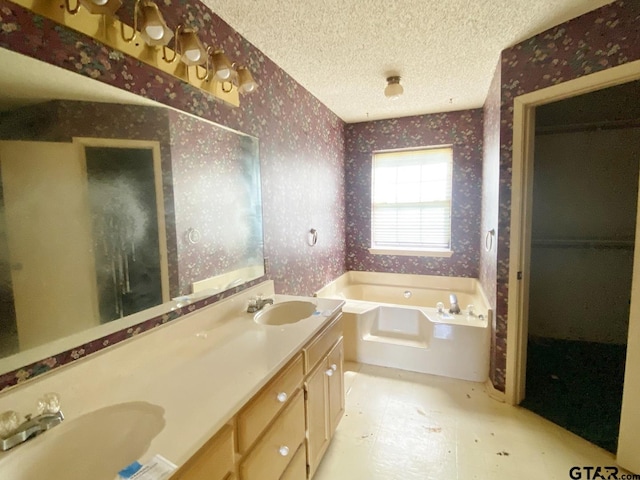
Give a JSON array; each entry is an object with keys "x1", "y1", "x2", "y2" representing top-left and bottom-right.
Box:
[
  {"x1": 304, "y1": 315, "x2": 342, "y2": 373},
  {"x1": 279, "y1": 444, "x2": 306, "y2": 480},
  {"x1": 237, "y1": 354, "x2": 304, "y2": 453},
  {"x1": 240, "y1": 389, "x2": 305, "y2": 480},
  {"x1": 171, "y1": 424, "x2": 234, "y2": 480}
]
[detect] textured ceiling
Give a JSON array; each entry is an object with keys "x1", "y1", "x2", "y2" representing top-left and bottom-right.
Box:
[{"x1": 203, "y1": 0, "x2": 614, "y2": 123}]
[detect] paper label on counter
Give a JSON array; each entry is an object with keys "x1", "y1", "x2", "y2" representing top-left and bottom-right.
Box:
[{"x1": 127, "y1": 455, "x2": 176, "y2": 480}]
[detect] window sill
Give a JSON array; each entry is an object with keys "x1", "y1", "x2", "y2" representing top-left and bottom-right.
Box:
[{"x1": 368, "y1": 248, "x2": 454, "y2": 258}]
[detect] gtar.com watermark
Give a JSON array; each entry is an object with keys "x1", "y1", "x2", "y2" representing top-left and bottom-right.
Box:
[{"x1": 569, "y1": 466, "x2": 640, "y2": 479}]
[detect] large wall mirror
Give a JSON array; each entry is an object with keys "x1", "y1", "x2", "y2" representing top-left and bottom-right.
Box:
[{"x1": 0, "y1": 47, "x2": 264, "y2": 380}]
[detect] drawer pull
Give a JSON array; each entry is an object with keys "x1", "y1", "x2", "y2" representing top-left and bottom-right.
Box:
[
  {"x1": 325, "y1": 368, "x2": 334, "y2": 377},
  {"x1": 276, "y1": 392, "x2": 288, "y2": 403},
  {"x1": 279, "y1": 445, "x2": 290, "y2": 457}
]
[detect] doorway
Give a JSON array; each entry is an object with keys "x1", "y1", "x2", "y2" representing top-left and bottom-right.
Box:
[
  {"x1": 519, "y1": 81, "x2": 640, "y2": 452},
  {"x1": 507, "y1": 59, "x2": 640, "y2": 473}
]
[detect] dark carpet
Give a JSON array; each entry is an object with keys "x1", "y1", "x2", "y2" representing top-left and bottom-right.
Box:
[{"x1": 521, "y1": 336, "x2": 627, "y2": 453}]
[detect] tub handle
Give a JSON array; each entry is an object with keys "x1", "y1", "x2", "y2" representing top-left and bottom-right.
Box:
[{"x1": 484, "y1": 229, "x2": 495, "y2": 252}]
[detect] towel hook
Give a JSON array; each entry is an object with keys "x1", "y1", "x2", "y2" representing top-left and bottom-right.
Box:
[
  {"x1": 484, "y1": 229, "x2": 495, "y2": 252},
  {"x1": 186, "y1": 228, "x2": 201, "y2": 245},
  {"x1": 307, "y1": 228, "x2": 318, "y2": 247}
]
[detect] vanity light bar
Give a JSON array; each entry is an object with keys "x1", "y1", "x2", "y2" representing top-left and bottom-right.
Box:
[{"x1": 9, "y1": 0, "x2": 240, "y2": 107}]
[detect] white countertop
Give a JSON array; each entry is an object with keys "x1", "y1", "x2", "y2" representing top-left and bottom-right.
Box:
[{"x1": 0, "y1": 281, "x2": 344, "y2": 480}]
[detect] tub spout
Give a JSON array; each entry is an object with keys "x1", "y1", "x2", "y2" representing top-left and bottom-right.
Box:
[{"x1": 449, "y1": 293, "x2": 461, "y2": 314}]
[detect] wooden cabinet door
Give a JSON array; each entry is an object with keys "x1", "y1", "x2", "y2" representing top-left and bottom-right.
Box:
[
  {"x1": 304, "y1": 360, "x2": 330, "y2": 477},
  {"x1": 172, "y1": 424, "x2": 234, "y2": 480},
  {"x1": 279, "y1": 444, "x2": 306, "y2": 480},
  {"x1": 327, "y1": 338, "x2": 345, "y2": 436}
]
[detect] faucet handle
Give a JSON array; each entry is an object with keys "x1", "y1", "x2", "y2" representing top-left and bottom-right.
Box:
[
  {"x1": 0, "y1": 411, "x2": 20, "y2": 438},
  {"x1": 37, "y1": 392, "x2": 61, "y2": 415}
]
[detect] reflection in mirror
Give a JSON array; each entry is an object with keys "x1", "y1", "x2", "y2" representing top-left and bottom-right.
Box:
[{"x1": 0, "y1": 47, "x2": 264, "y2": 375}]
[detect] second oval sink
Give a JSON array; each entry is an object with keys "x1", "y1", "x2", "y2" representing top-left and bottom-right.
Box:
[{"x1": 254, "y1": 301, "x2": 317, "y2": 326}]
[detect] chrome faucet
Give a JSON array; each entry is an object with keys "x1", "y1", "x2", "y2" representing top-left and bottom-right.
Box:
[
  {"x1": 0, "y1": 393, "x2": 64, "y2": 451},
  {"x1": 247, "y1": 295, "x2": 274, "y2": 313},
  {"x1": 449, "y1": 293, "x2": 461, "y2": 314}
]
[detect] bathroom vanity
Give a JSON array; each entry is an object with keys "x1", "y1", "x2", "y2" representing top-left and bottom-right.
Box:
[
  {"x1": 0, "y1": 282, "x2": 344, "y2": 480},
  {"x1": 173, "y1": 313, "x2": 344, "y2": 480}
]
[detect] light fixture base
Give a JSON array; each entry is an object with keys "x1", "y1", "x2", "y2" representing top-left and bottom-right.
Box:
[
  {"x1": 384, "y1": 75, "x2": 403, "y2": 99},
  {"x1": 11, "y1": 0, "x2": 239, "y2": 107}
]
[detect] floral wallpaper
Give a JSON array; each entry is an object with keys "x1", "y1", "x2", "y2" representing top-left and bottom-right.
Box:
[
  {"x1": 167, "y1": 110, "x2": 264, "y2": 296},
  {"x1": 481, "y1": 62, "x2": 501, "y2": 388},
  {"x1": 344, "y1": 110, "x2": 483, "y2": 277},
  {"x1": 489, "y1": 0, "x2": 640, "y2": 391},
  {"x1": 0, "y1": 0, "x2": 345, "y2": 391}
]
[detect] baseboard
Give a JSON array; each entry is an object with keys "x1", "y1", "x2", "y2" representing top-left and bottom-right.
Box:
[{"x1": 485, "y1": 378, "x2": 506, "y2": 403}]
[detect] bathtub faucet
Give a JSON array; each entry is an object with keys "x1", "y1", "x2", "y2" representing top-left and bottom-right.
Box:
[{"x1": 449, "y1": 293, "x2": 461, "y2": 314}]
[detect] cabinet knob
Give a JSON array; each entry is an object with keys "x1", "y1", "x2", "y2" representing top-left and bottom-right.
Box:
[
  {"x1": 279, "y1": 445, "x2": 289, "y2": 457},
  {"x1": 276, "y1": 392, "x2": 287, "y2": 403},
  {"x1": 325, "y1": 368, "x2": 334, "y2": 377},
  {"x1": 330, "y1": 364, "x2": 337, "y2": 372}
]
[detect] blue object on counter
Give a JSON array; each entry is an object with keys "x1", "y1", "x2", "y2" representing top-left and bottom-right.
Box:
[{"x1": 118, "y1": 461, "x2": 143, "y2": 479}]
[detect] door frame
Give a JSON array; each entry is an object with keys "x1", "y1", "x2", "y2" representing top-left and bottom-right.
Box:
[
  {"x1": 506, "y1": 59, "x2": 640, "y2": 406},
  {"x1": 73, "y1": 137, "x2": 170, "y2": 303}
]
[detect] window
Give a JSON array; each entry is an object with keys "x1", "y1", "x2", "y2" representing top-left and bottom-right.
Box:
[{"x1": 370, "y1": 146, "x2": 453, "y2": 256}]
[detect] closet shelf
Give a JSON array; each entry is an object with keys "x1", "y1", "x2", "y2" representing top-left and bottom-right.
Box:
[{"x1": 531, "y1": 238, "x2": 635, "y2": 250}]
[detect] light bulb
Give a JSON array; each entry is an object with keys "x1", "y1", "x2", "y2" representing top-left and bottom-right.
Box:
[
  {"x1": 242, "y1": 82, "x2": 256, "y2": 93},
  {"x1": 384, "y1": 76, "x2": 403, "y2": 99},
  {"x1": 145, "y1": 25, "x2": 165, "y2": 41},
  {"x1": 237, "y1": 66, "x2": 257, "y2": 94},
  {"x1": 211, "y1": 51, "x2": 233, "y2": 80},
  {"x1": 184, "y1": 48, "x2": 201, "y2": 63},
  {"x1": 215, "y1": 67, "x2": 231, "y2": 80}
]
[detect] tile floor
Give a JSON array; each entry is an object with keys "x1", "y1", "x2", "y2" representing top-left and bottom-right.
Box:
[{"x1": 313, "y1": 362, "x2": 625, "y2": 480}]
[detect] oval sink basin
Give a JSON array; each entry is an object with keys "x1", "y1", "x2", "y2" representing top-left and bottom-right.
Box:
[
  {"x1": 254, "y1": 301, "x2": 317, "y2": 326},
  {"x1": 0, "y1": 401, "x2": 165, "y2": 480}
]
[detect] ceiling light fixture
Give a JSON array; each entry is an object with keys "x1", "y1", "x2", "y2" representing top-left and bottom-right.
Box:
[{"x1": 384, "y1": 76, "x2": 403, "y2": 100}]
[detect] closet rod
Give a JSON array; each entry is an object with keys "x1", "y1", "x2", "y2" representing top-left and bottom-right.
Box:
[{"x1": 536, "y1": 118, "x2": 640, "y2": 135}]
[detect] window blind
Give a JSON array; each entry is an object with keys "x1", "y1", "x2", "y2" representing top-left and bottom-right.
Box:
[{"x1": 371, "y1": 147, "x2": 452, "y2": 250}]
